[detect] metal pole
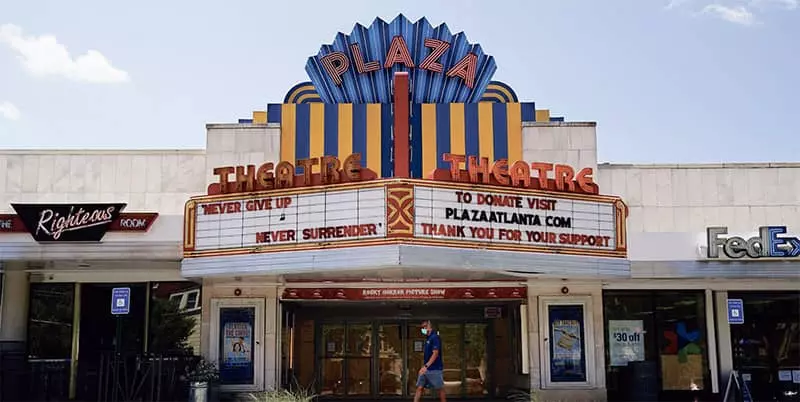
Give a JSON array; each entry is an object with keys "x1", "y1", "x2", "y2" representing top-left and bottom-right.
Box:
[
  {"x1": 112, "y1": 315, "x2": 122, "y2": 401},
  {"x1": 68, "y1": 283, "x2": 82, "y2": 400}
]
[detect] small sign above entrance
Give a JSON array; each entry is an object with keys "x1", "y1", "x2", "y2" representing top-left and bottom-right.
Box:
[
  {"x1": 727, "y1": 298, "x2": 744, "y2": 325},
  {"x1": 111, "y1": 287, "x2": 131, "y2": 315},
  {"x1": 281, "y1": 287, "x2": 527, "y2": 300}
]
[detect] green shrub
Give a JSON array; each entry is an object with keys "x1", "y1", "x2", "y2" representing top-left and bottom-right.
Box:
[{"x1": 244, "y1": 389, "x2": 315, "y2": 402}]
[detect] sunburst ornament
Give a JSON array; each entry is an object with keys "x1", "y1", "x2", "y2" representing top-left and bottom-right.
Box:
[{"x1": 306, "y1": 14, "x2": 497, "y2": 104}]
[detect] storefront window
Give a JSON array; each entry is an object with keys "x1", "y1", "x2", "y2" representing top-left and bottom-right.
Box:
[
  {"x1": 603, "y1": 291, "x2": 709, "y2": 401},
  {"x1": 27, "y1": 284, "x2": 75, "y2": 359},
  {"x1": 728, "y1": 291, "x2": 800, "y2": 401},
  {"x1": 148, "y1": 282, "x2": 202, "y2": 355},
  {"x1": 0, "y1": 273, "x2": 4, "y2": 318}
]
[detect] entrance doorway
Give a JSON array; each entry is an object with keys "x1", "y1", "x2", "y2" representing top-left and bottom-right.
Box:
[
  {"x1": 75, "y1": 283, "x2": 147, "y2": 401},
  {"x1": 317, "y1": 320, "x2": 490, "y2": 398},
  {"x1": 284, "y1": 301, "x2": 524, "y2": 400}
]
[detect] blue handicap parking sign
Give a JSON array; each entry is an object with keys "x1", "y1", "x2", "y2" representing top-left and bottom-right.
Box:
[
  {"x1": 111, "y1": 287, "x2": 131, "y2": 315},
  {"x1": 727, "y1": 298, "x2": 744, "y2": 325}
]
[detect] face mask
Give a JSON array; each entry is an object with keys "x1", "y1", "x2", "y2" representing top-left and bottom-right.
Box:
[{"x1": 421, "y1": 328, "x2": 428, "y2": 335}]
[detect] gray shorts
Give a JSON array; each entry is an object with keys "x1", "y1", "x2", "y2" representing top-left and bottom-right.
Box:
[{"x1": 416, "y1": 370, "x2": 444, "y2": 389}]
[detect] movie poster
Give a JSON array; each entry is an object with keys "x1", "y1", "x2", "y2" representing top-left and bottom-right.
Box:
[
  {"x1": 223, "y1": 322, "x2": 252, "y2": 365},
  {"x1": 218, "y1": 307, "x2": 255, "y2": 385},
  {"x1": 548, "y1": 305, "x2": 587, "y2": 382}
]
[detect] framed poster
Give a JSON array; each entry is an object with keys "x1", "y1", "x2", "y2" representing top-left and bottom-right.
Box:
[
  {"x1": 219, "y1": 307, "x2": 255, "y2": 385},
  {"x1": 548, "y1": 305, "x2": 587, "y2": 382}
]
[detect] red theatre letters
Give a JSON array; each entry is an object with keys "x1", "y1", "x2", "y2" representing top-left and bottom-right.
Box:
[
  {"x1": 435, "y1": 153, "x2": 599, "y2": 195},
  {"x1": 320, "y1": 36, "x2": 477, "y2": 89},
  {"x1": 209, "y1": 153, "x2": 376, "y2": 195}
]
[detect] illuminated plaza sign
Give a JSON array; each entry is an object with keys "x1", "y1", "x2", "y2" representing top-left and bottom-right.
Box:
[{"x1": 305, "y1": 14, "x2": 497, "y2": 104}]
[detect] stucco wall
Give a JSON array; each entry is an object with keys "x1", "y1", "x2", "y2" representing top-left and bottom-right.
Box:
[
  {"x1": 0, "y1": 150, "x2": 206, "y2": 215},
  {"x1": 597, "y1": 163, "x2": 800, "y2": 233},
  {"x1": 522, "y1": 122, "x2": 598, "y2": 174},
  {"x1": 204, "y1": 124, "x2": 281, "y2": 188}
]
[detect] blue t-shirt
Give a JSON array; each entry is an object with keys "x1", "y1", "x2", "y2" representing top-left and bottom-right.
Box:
[{"x1": 423, "y1": 331, "x2": 443, "y2": 370}]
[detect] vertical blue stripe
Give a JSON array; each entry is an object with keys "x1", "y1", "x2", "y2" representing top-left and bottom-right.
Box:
[
  {"x1": 352, "y1": 104, "x2": 368, "y2": 168},
  {"x1": 464, "y1": 103, "x2": 480, "y2": 158},
  {"x1": 295, "y1": 103, "x2": 311, "y2": 163},
  {"x1": 521, "y1": 102, "x2": 536, "y2": 122},
  {"x1": 381, "y1": 104, "x2": 393, "y2": 178},
  {"x1": 267, "y1": 104, "x2": 282, "y2": 124},
  {"x1": 492, "y1": 103, "x2": 509, "y2": 161},
  {"x1": 323, "y1": 105, "x2": 338, "y2": 156},
  {"x1": 435, "y1": 103, "x2": 451, "y2": 169},
  {"x1": 410, "y1": 103, "x2": 423, "y2": 178}
]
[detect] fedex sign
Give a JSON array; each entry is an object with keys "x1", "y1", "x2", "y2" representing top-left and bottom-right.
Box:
[{"x1": 706, "y1": 226, "x2": 800, "y2": 259}]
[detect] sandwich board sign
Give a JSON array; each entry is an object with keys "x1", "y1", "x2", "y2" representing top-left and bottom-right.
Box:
[{"x1": 111, "y1": 287, "x2": 131, "y2": 315}]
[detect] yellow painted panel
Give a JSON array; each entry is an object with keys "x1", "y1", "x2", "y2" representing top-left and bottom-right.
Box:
[
  {"x1": 421, "y1": 104, "x2": 437, "y2": 177},
  {"x1": 338, "y1": 104, "x2": 353, "y2": 156},
  {"x1": 366, "y1": 104, "x2": 382, "y2": 176},
  {"x1": 536, "y1": 109, "x2": 550, "y2": 122},
  {"x1": 252, "y1": 111, "x2": 267, "y2": 124},
  {"x1": 309, "y1": 104, "x2": 325, "y2": 167},
  {"x1": 450, "y1": 103, "x2": 466, "y2": 156}
]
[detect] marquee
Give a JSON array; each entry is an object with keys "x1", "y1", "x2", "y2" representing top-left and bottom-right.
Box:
[{"x1": 183, "y1": 179, "x2": 627, "y2": 259}]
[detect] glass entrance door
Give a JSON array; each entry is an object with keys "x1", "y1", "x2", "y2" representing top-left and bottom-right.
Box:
[
  {"x1": 316, "y1": 320, "x2": 492, "y2": 399},
  {"x1": 319, "y1": 323, "x2": 374, "y2": 396},
  {"x1": 407, "y1": 323, "x2": 489, "y2": 397},
  {"x1": 378, "y1": 324, "x2": 403, "y2": 396}
]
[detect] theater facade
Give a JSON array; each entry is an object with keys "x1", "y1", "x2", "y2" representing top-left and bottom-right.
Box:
[{"x1": 2, "y1": 14, "x2": 798, "y2": 402}]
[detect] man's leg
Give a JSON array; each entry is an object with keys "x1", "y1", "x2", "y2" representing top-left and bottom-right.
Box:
[
  {"x1": 413, "y1": 386, "x2": 424, "y2": 402},
  {"x1": 414, "y1": 373, "x2": 427, "y2": 402},
  {"x1": 426, "y1": 371, "x2": 446, "y2": 402}
]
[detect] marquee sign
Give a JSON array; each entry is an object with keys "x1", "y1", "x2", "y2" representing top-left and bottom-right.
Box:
[
  {"x1": 184, "y1": 180, "x2": 628, "y2": 258},
  {"x1": 414, "y1": 185, "x2": 620, "y2": 252},
  {"x1": 187, "y1": 186, "x2": 386, "y2": 252},
  {"x1": 306, "y1": 14, "x2": 496, "y2": 104}
]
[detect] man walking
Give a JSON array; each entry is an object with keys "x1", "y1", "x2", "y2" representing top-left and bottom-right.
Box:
[{"x1": 414, "y1": 320, "x2": 446, "y2": 402}]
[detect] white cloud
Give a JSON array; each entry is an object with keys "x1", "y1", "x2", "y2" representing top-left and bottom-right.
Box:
[
  {"x1": 0, "y1": 24, "x2": 130, "y2": 84},
  {"x1": 701, "y1": 4, "x2": 757, "y2": 25},
  {"x1": 0, "y1": 101, "x2": 21, "y2": 121},
  {"x1": 666, "y1": 0, "x2": 693, "y2": 9},
  {"x1": 751, "y1": 0, "x2": 798, "y2": 9}
]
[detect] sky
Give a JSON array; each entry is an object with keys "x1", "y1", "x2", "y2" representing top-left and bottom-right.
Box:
[{"x1": 0, "y1": 0, "x2": 797, "y2": 163}]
